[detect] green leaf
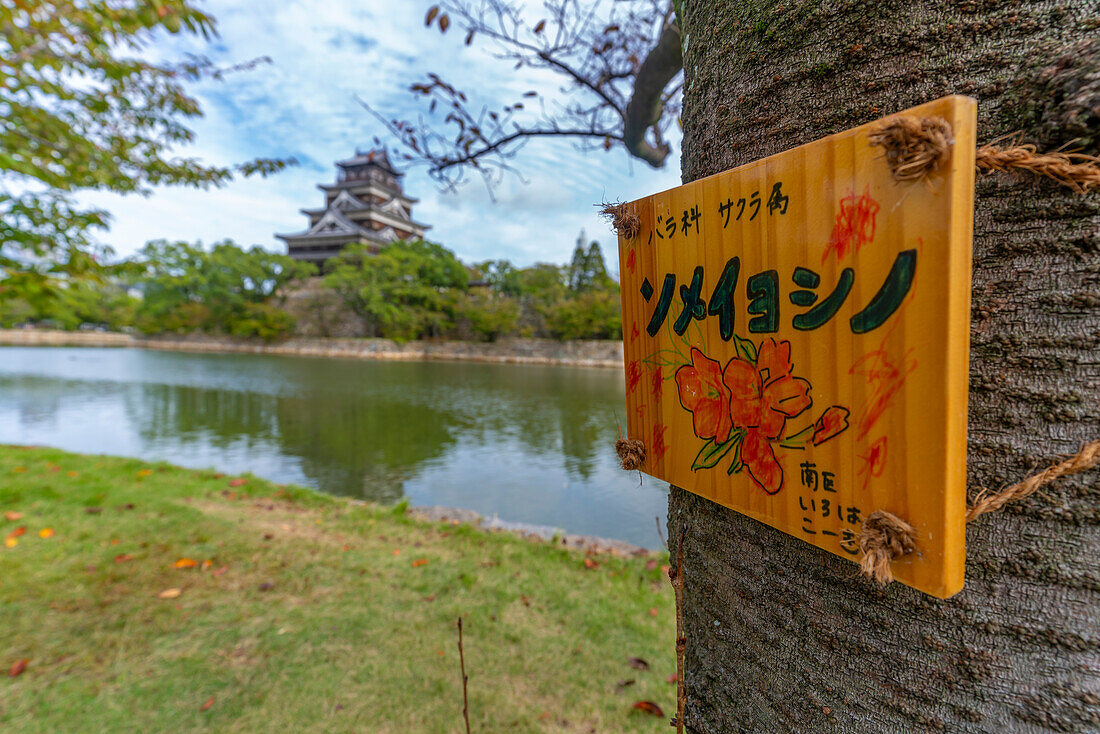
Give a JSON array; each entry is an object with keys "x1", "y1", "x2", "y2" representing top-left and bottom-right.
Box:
[
  {"x1": 725, "y1": 431, "x2": 746, "y2": 475},
  {"x1": 692, "y1": 438, "x2": 733, "y2": 471},
  {"x1": 731, "y1": 333, "x2": 757, "y2": 363}
]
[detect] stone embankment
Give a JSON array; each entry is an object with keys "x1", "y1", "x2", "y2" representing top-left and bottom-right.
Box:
[{"x1": 0, "y1": 329, "x2": 624, "y2": 369}]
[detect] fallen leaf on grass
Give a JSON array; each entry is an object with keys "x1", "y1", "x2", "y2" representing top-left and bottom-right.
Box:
[
  {"x1": 10, "y1": 659, "x2": 28, "y2": 677},
  {"x1": 12, "y1": 467, "x2": 26, "y2": 474},
  {"x1": 631, "y1": 701, "x2": 664, "y2": 716},
  {"x1": 114, "y1": 554, "x2": 134, "y2": 563},
  {"x1": 200, "y1": 697, "x2": 215, "y2": 711},
  {"x1": 627, "y1": 656, "x2": 650, "y2": 671},
  {"x1": 666, "y1": 674, "x2": 678, "y2": 683},
  {"x1": 392, "y1": 549, "x2": 400, "y2": 556},
  {"x1": 648, "y1": 607, "x2": 658, "y2": 617},
  {"x1": 411, "y1": 558, "x2": 428, "y2": 567},
  {"x1": 84, "y1": 507, "x2": 103, "y2": 514},
  {"x1": 258, "y1": 582, "x2": 274, "y2": 591},
  {"x1": 583, "y1": 557, "x2": 599, "y2": 570},
  {"x1": 645, "y1": 559, "x2": 659, "y2": 571},
  {"x1": 201, "y1": 559, "x2": 212, "y2": 570},
  {"x1": 136, "y1": 469, "x2": 153, "y2": 478},
  {"x1": 38, "y1": 528, "x2": 54, "y2": 538},
  {"x1": 617, "y1": 678, "x2": 636, "y2": 689},
  {"x1": 3, "y1": 537, "x2": 16, "y2": 548},
  {"x1": 173, "y1": 558, "x2": 198, "y2": 569},
  {"x1": 341, "y1": 544, "x2": 352, "y2": 552},
  {"x1": 228, "y1": 478, "x2": 247, "y2": 488},
  {"x1": 9, "y1": 526, "x2": 25, "y2": 537},
  {"x1": 4, "y1": 511, "x2": 22, "y2": 521},
  {"x1": 211, "y1": 566, "x2": 229, "y2": 577},
  {"x1": 66, "y1": 471, "x2": 78, "y2": 478},
  {"x1": 157, "y1": 588, "x2": 182, "y2": 599},
  {"x1": 422, "y1": 595, "x2": 435, "y2": 602}
]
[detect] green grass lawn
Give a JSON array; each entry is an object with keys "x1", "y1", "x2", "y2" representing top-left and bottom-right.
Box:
[{"x1": 0, "y1": 446, "x2": 675, "y2": 733}]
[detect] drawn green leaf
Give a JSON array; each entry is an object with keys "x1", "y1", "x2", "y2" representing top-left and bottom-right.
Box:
[
  {"x1": 731, "y1": 333, "x2": 757, "y2": 363},
  {"x1": 725, "y1": 431, "x2": 746, "y2": 474},
  {"x1": 692, "y1": 437, "x2": 736, "y2": 471}
]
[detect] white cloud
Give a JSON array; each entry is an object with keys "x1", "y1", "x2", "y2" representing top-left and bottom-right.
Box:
[{"x1": 82, "y1": 0, "x2": 683, "y2": 271}]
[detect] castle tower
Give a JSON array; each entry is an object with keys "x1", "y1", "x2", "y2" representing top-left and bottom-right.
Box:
[{"x1": 276, "y1": 149, "x2": 430, "y2": 266}]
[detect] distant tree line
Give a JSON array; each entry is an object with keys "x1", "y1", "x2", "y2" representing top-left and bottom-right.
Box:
[{"x1": 0, "y1": 232, "x2": 623, "y2": 343}]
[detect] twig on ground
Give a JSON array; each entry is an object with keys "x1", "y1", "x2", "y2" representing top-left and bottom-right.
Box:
[{"x1": 458, "y1": 617, "x2": 471, "y2": 734}]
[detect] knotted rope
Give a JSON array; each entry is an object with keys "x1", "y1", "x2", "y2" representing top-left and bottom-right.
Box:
[
  {"x1": 598, "y1": 201, "x2": 641, "y2": 239},
  {"x1": 869, "y1": 116, "x2": 1100, "y2": 192},
  {"x1": 614, "y1": 437, "x2": 646, "y2": 470},
  {"x1": 857, "y1": 440, "x2": 1100, "y2": 585}
]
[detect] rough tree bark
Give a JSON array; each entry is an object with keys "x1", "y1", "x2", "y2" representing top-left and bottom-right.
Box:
[{"x1": 669, "y1": 1, "x2": 1098, "y2": 732}]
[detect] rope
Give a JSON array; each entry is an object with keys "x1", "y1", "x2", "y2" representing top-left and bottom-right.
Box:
[
  {"x1": 598, "y1": 201, "x2": 641, "y2": 239},
  {"x1": 615, "y1": 437, "x2": 646, "y2": 470},
  {"x1": 857, "y1": 440, "x2": 1100, "y2": 585},
  {"x1": 869, "y1": 116, "x2": 1100, "y2": 191}
]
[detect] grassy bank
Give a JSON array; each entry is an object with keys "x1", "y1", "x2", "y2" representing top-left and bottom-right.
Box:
[{"x1": 0, "y1": 447, "x2": 674, "y2": 732}]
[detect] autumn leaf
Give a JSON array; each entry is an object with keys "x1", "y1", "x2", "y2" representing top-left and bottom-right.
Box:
[
  {"x1": 648, "y1": 608, "x2": 658, "y2": 617},
  {"x1": 392, "y1": 549, "x2": 400, "y2": 555},
  {"x1": 4, "y1": 511, "x2": 22, "y2": 521},
  {"x1": 157, "y1": 588, "x2": 182, "y2": 599},
  {"x1": 136, "y1": 469, "x2": 153, "y2": 478},
  {"x1": 4, "y1": 537, "x2": 17, "y2": 548},
  {"x1": 645, "y1": 559, "x2": 658, "y2": 571},
  {"x1": 9, "y1": 659, "x2": 28, "y2": 677},
  {"x1": 66, "y1": 470, "x2": 78, "y2": 478},
  {"x1": 212, "y1": 565, "x2": 229, "y2": 577},
  {"x1": 114, "y1": 553, "x2": 134, "y2": 563},
  {"x1": 583, "y1": 557, "x2": 599, "y2": 570},
  {"x1": 201, "y1": 559, "x2": 212, "y2": 570},
  {"x1": 228, "y1": 478, "x2": 247, "y2": 487},
  {"x1": 632, "y1": 701, "x2": 664, "y2": 716},
  {"x1": 38, "y1": 528, "x2": 54, "y2": 538},
  {"x1": 10, "y1": 526, "x2": 25, "y2": 537},
  {"x1": 411, "y1": 558, "x2": 428, "y2": 567},
  {"x1": 174, "y1": 558, "x2": 198, "y2": 569},
  {"x1": 12, "y1": 467, "x2": 25, "y2": 474},
  {"x1": 534, "y1": 19, "x2": 546, "y2": 33},
  {"x1": 200, "y1": 696, "x2": 215, "y2": 711},
  {"x1": 666, "y1": 674, "x2": 679, "y2": 683},
  {"x1": 424, "y1": 5, "x2": 439, "y2": 26},
  {"x1": 627, "y1": 656, "x2": 650, "y2": 671}
]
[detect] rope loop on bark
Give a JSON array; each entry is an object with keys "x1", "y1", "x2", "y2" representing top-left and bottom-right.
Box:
[
  {"x1": 615, "y1": 437, "x2": 646, "y2": 470},
  {"x1": 975, "y1": 145, "x2": 1100, "y2": 193},
  {"x1": 857, "y1": 440, "x2": 1099, "y2": 586},
  {"x1": 966, "y1": 439, "x2": 1099, "y2": 522},
  {"x1": 599, "y1": 201, "x2": 641, "y2": 239},
  {"x1": 868, "y1": 116, "x2": 954, "y2": 182}
]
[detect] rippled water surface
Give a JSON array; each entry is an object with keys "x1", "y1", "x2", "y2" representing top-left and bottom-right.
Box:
[{"x1": 0, "y1": 347, "x2": 668, "y2": 547}]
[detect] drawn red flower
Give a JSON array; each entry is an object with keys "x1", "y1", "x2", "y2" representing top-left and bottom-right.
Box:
[
  {"x1": 722, "y1": 338, "x2": 812, "y2": 493},
  {"x1": 675, "y1": 348, "x2": 733, "y2": 443},
  {"x1": 812, "y1": 406, "x2": 850, "y2": 446}
]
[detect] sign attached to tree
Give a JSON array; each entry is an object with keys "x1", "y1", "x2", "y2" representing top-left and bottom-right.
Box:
[{"x1": 617, "y1": 96, "x2": 975, "y2": 598}]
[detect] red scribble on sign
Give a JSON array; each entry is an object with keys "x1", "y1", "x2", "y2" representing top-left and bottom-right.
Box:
[
  {"x1": 823, "y1": 189, "x2": 880, "y2": 264},
  {"x1": 849, "y1": 347, "x2": 916, "y2": 440},
  {"x1": 626, "y1": 360, "x2": 643, "y2": 393},
  {"x1": 635, "y1": 404, "x2": 647, "y2": 417},
  {"x1": 626, "y1": 248, "x2": 637, "y2": 274},
  {"x1": 630, "y1": 322, "x2": 640, "y2": 343},
  {"x1": 650, "y1": 367, "x2": 663, "y2": 400},
  {"x1": 858, "y1": 436, "x2": 889, "y2": 492},
  {"x1": 651, "y1": 423, "x2": 669, "y2": 463}
]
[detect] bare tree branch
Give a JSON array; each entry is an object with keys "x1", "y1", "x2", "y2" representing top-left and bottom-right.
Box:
[{"x1": 367, "y1": 0, "x2": 682, "y2": 190}]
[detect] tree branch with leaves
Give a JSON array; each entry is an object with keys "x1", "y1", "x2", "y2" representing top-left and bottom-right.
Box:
[
  {"x1": 364, "y1": 0, "x2": 683, "y2": 191},
  {"x1": 0, "y1": 0, "x2": 295, "y2": 303}
]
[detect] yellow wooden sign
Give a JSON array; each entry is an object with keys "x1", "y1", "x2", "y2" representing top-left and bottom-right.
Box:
[{"x1": 618, "y1": 96, "x2": 975, "y2": 598}]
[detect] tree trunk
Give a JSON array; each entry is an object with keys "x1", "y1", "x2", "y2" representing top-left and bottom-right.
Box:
[{"x1": 671, "y1": 1, "x2": 1098, "y2": 731}]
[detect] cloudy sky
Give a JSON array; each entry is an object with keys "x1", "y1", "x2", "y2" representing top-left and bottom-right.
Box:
[{"x1": 84, "y1": 0, "x2": 683, "y2": 275}]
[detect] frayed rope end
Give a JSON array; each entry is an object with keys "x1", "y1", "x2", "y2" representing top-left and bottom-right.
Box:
[
  {"x1": 599, "y1": 201, "x2": 641, "y2": 239},
  {"x1": 856, "y1": 510, "x2": 916, "y2": 585},
  {"x1": 615, "y1": 437, "x2": 646, "y2": 471},
  {"x1": 868, "y1": 116, "x2": 954, "y2": 182}
]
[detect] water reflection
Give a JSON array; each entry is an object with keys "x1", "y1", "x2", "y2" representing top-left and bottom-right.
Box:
[{"x1": 0, "y1": 347, "x2": 667, "y2": 546}]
